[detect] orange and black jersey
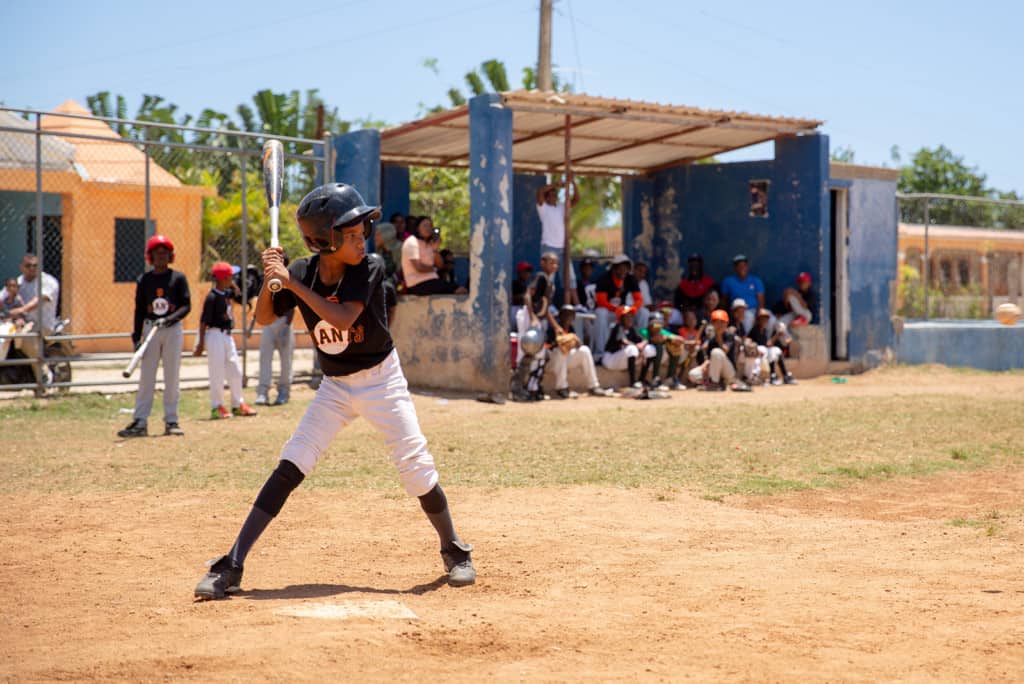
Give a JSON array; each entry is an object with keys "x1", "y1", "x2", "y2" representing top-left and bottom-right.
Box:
[
  {"x1": 132, "y1": 269, "x2": 190, "y2": 345},
  {"x1": 272, "y1": 254, "x2": 393, "y2": 376}
]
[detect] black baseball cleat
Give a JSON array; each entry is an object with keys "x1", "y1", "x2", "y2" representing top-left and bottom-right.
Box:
[
  {"x1": 117, "y1": 420, "x2": 147, "y2": 438},
  {"x1": 164, "y1": 422, "x2": 184, "y2": 436},
  {"x1": 441, "y1": 540, "x2": 476, "y2": 587},
  {"x1": 194, "y1": 555, "x2": 243, "y2": 600}
]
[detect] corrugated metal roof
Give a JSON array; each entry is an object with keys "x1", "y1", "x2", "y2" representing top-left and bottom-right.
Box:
[
  {"x1": 0, "y1": 110, "x2": 76, "y2": 172},
  {"x1": 40, "y1": 100, "x2": 183, "y2": 187},
  {"x1": 381, "y1": 90, "x2": 823, "y2": 175}
]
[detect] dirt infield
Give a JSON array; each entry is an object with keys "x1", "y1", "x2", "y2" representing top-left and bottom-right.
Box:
[{"x1": 2, "y1": 367, "x2": 1023, "y2": 681}]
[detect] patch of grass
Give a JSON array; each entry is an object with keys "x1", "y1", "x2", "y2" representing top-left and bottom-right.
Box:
[
  {"x1": 948, "y1": 511, "x2": 1004, "y2": 536},
  {"x1": 2, "y1": 387, "x2": 1023, "y2": 499}
]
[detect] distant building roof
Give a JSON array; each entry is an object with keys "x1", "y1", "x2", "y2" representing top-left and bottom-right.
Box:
[
  {"x1": 381, "y1": 90, "x2": 823, "y2": 176},
  {"x1": 40, "y1": 100, "x2": 182, "y2": 187},
  {"x1": 0, "y1": 109, "x2": 76, "y2": 172}
]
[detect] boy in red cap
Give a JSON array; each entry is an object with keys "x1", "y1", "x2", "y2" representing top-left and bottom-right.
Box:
[
  {"x1": 774, "y1": 272, "x2": 816, "y2": 327},
  {"x1": 194, "y1": 261, "x2": 257, "y2": 419}
]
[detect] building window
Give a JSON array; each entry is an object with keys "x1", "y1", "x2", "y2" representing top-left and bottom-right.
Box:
[
  {"x1": 114, "y1": 218, "x2": 151, "y2": 283},
  {"x1": 748, "y1": 180, "x2": 769, "y2": 218},
  {"x1": 958, "y1": 259, "x2": 971, "y2": 288}
]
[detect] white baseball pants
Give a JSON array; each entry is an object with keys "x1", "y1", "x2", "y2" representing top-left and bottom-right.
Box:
[
  {"x1": 549, "y1": 344, "x2": 600, "y2": 390},
  {"x1": 280, "y1": 349, "x2": 438, "y2": 497},
  {"x1": 132, "y1": 323, "x2": 183, "y2": 425},
  {"x1": 257, "y1": 315, "x2": 294, "y2": 400},
  {"x1": 601, "y1": 343, "x2": 656, "y2": 371},
  {"x1": 688, "y1": 347, "x2": 736, "y2": 384},
  {"x1": 205, "y1": 328, "x2": 243, "y2": 409}
]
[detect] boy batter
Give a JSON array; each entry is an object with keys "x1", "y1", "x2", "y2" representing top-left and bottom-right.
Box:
[
  {"x1": 118, "y1": 236, "x2": 191, "y2": 438},
  {"x1": 194, "y1": 183, "x2": 475, "y2": 599}
]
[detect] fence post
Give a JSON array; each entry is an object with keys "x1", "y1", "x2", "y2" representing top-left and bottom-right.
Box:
[
  {"x1": 35, "y1": 113, "x2": 45, "y2": 396},
  {"x1": 923, "y1": 199, "x2": 930, "y2": 320},
  {"x1": 144, "y1": 144, "x2": 152, "y2": 237},
  {"x1": 240, "y1": 151, "x2": 249, "y2": 387},
  {"x1": 324, "y1": 132, "x2": 334, "y2": 184}
]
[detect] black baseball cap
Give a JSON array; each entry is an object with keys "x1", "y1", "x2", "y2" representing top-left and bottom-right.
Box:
[
  {"x1": 580, "y1": 256, "x2": 596, "y2": 267},
  {"x1": 687, "y1": 252, "x2": 703, "y2": 262}
]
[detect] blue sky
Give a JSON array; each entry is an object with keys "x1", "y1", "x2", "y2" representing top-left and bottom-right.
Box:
[{"x1": 2, "y1": 0, "x2": 1021, "y2": 192}]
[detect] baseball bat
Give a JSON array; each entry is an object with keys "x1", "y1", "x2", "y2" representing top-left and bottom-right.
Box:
[
  {"x1": 123, "y1": 323, "x2": 158, "y2": 378},
  {"x1": 262, "y1": 139, "x2": 285, "y2": 292}
]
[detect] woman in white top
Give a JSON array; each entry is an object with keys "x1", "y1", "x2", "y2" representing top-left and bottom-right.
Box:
[{"x1": 401, "y1": 217, "x2": 462, "y2": 295}]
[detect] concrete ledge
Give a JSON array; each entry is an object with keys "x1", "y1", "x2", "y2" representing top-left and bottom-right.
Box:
[
  {"x1": 896, "y1": 320, "x2": 1024, "y2": 371},
  {"x1": 785, "y1": 325, "x2": 829, "y2": 379}
]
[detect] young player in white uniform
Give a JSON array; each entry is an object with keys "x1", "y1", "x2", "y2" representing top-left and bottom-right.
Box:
[{"x1": 194, "y1": 183, "x2": 475, "y2": 599}]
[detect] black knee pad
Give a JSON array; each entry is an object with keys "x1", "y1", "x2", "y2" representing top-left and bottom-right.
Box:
[
  {"x1": 418, "y1": 484, "x2": 448, "y2": 515},
  {"x1": 254, "y1": 460, "x2": 305, "y2": 517}
]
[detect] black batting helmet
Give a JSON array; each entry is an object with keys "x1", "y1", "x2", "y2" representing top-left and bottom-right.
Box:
[{"x1": 296, "y1": 183, "x2": 381, "y2": 253}]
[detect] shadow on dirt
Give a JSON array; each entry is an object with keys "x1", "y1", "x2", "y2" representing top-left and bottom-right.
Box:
[{"x1": 237, "y1": 576, "x2": 449, "y2": 600}]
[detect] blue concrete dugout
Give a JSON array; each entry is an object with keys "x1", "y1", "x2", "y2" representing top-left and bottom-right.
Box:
[{"x1": 337, "y1": 92, "x2": 902, "y2": 391}]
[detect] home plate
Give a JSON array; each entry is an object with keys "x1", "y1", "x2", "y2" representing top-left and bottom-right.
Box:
[{"x1": 275, "y1": 600, "x2": 418, "y2": 621}]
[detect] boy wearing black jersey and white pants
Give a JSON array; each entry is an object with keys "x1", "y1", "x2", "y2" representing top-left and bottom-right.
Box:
[
  {"x1": 118, "y1": 235, "x2": 191, "y2": 438},
  {"x1": 194, "y1": 262, "x2": 257, "y2": 420},
  {"x1": 195, "y1": 183, "x2": 475, "y2": 599}
]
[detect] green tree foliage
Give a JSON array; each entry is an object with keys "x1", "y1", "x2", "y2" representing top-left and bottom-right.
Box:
[
  {"x1": 898, "y1": 145, "x2": 991, "y2": 226},
  {"x1": 830, "y1": 146, "x2": 855, "y2": 163},
  {"x1": 202, "y1": 169, "x2": 307, "y2": 269},
  {"x1": 409, "y1": 167, "x2": 471, "y2": 252},
  {"x1": 897, "y1": 145, "x2": 1024, "y2": 228}
]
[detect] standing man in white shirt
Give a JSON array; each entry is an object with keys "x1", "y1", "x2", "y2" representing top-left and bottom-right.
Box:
[
  {"x1": 536, "y1": 181, "x2": 579, "y2": 305},
  {"x1": 9, "y1": 253, "x2": 60, "y2": 385}
]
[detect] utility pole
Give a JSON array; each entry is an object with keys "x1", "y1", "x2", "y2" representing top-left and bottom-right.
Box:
[{"x1": 538, "y1": 0, "x2": 553, "y2": 91}]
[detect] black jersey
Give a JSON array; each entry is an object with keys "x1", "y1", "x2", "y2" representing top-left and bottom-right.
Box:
[
  {"x1": 200, "y1": 288, "x2": 234, "y2": 332},
  {"x1": 605, "y1": 323, "x2": 643, "y2": 354},
  {"x1": 272, "y1": 253, "x2": 394, "y2": 376},
  {"x1": 132, "y1": 269, "x2": 191, "y2": 345},
  {"x1": 529, "y1": 272, "x2": 554, "y2": 316}
]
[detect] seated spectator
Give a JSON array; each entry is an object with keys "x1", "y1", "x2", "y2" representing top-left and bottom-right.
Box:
[
  {"x1": 401, "y1": 217, "x2": 464, "y2": 295},
  {"x1": 1, "y1": 277, "x2": 26, "y2": 322},
  {"x1": 389, "y1": 213, "x2": 408, "y2": 241},
  {"x1": 750, "y1": 308, "x2": 797, "y2": 385},
  {"x1": 729, "y1": 299, "x2": 764, "y2": 386},
  {"x1": 689, "y1": 309, "x2": 749, "y2": 391},
  {"x1": 697, "y1": 289, "x2": 721, "y2": 327},
  {"x1": 374, "y1": 222, "x2": 402, "y2": 321},
  {"x1": 514, "y1": 252, "x2": 561, "y2": 376},
  {"x1": 773, "y1": 271, "x2": 816, "y2": 327},
  {"x1": 640, "y1": 311, "x2": 685, "y2": 390},
  {"x1": 674, "y1": 253, "x2": 716, "y2": 313},
  {"x1": 438, "y1": 249, "x2": 458, "y2": 288},
  {"x1": 576, "y1": 256, "x2": 597, "y2": 310},
  {"x1": 627, "y1": 261, "x2": 653, "y2": 330},
  {"x1": 593, "y1": 254, "x2": 642, "y2": 362},
  {"x1": 546, "y1": 305, "x2": 614, "y2": 398},
  {"x1": 9, "y1": 253, "x2": 61, "y2": 386},
  {"x1": 511, "y1": 261, "x2": 534, "y2": 328},
  {"x1": 677, "y1": 308, "x2": 702, "y2": 384},
  {"x1": 720, "y1": 254, "x2": 764, "y2": 331},
  {"x1": 602, "y1": 305, "x2": 656, "y2": 389}
]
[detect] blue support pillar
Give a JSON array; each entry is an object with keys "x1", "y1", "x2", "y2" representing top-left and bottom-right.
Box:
[
  {"x1": 775, "y1": 134, "x2": 830, "y2": 342},
  {"x1": 469, "y1": 93, "x2": 514, "y2": 391},
  {"x1": 381, "y1": 164, "x2": 410, "y2": 226},
  {"x1": 333, "y1": 128, "x2": 381, "y2": 250}
]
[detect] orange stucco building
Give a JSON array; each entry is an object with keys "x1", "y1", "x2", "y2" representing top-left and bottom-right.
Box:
[{"x1": 0, "y1": 101, "x2": 213, "y2": 352}]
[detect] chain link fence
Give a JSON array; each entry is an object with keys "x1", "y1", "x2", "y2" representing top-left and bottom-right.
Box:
[
  {"x1": 896, "y1": 193, "x2": 1024, "y2": 320},
  {"x1": 0, "y1": 105, "x2": 332, "y2": 394}
]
